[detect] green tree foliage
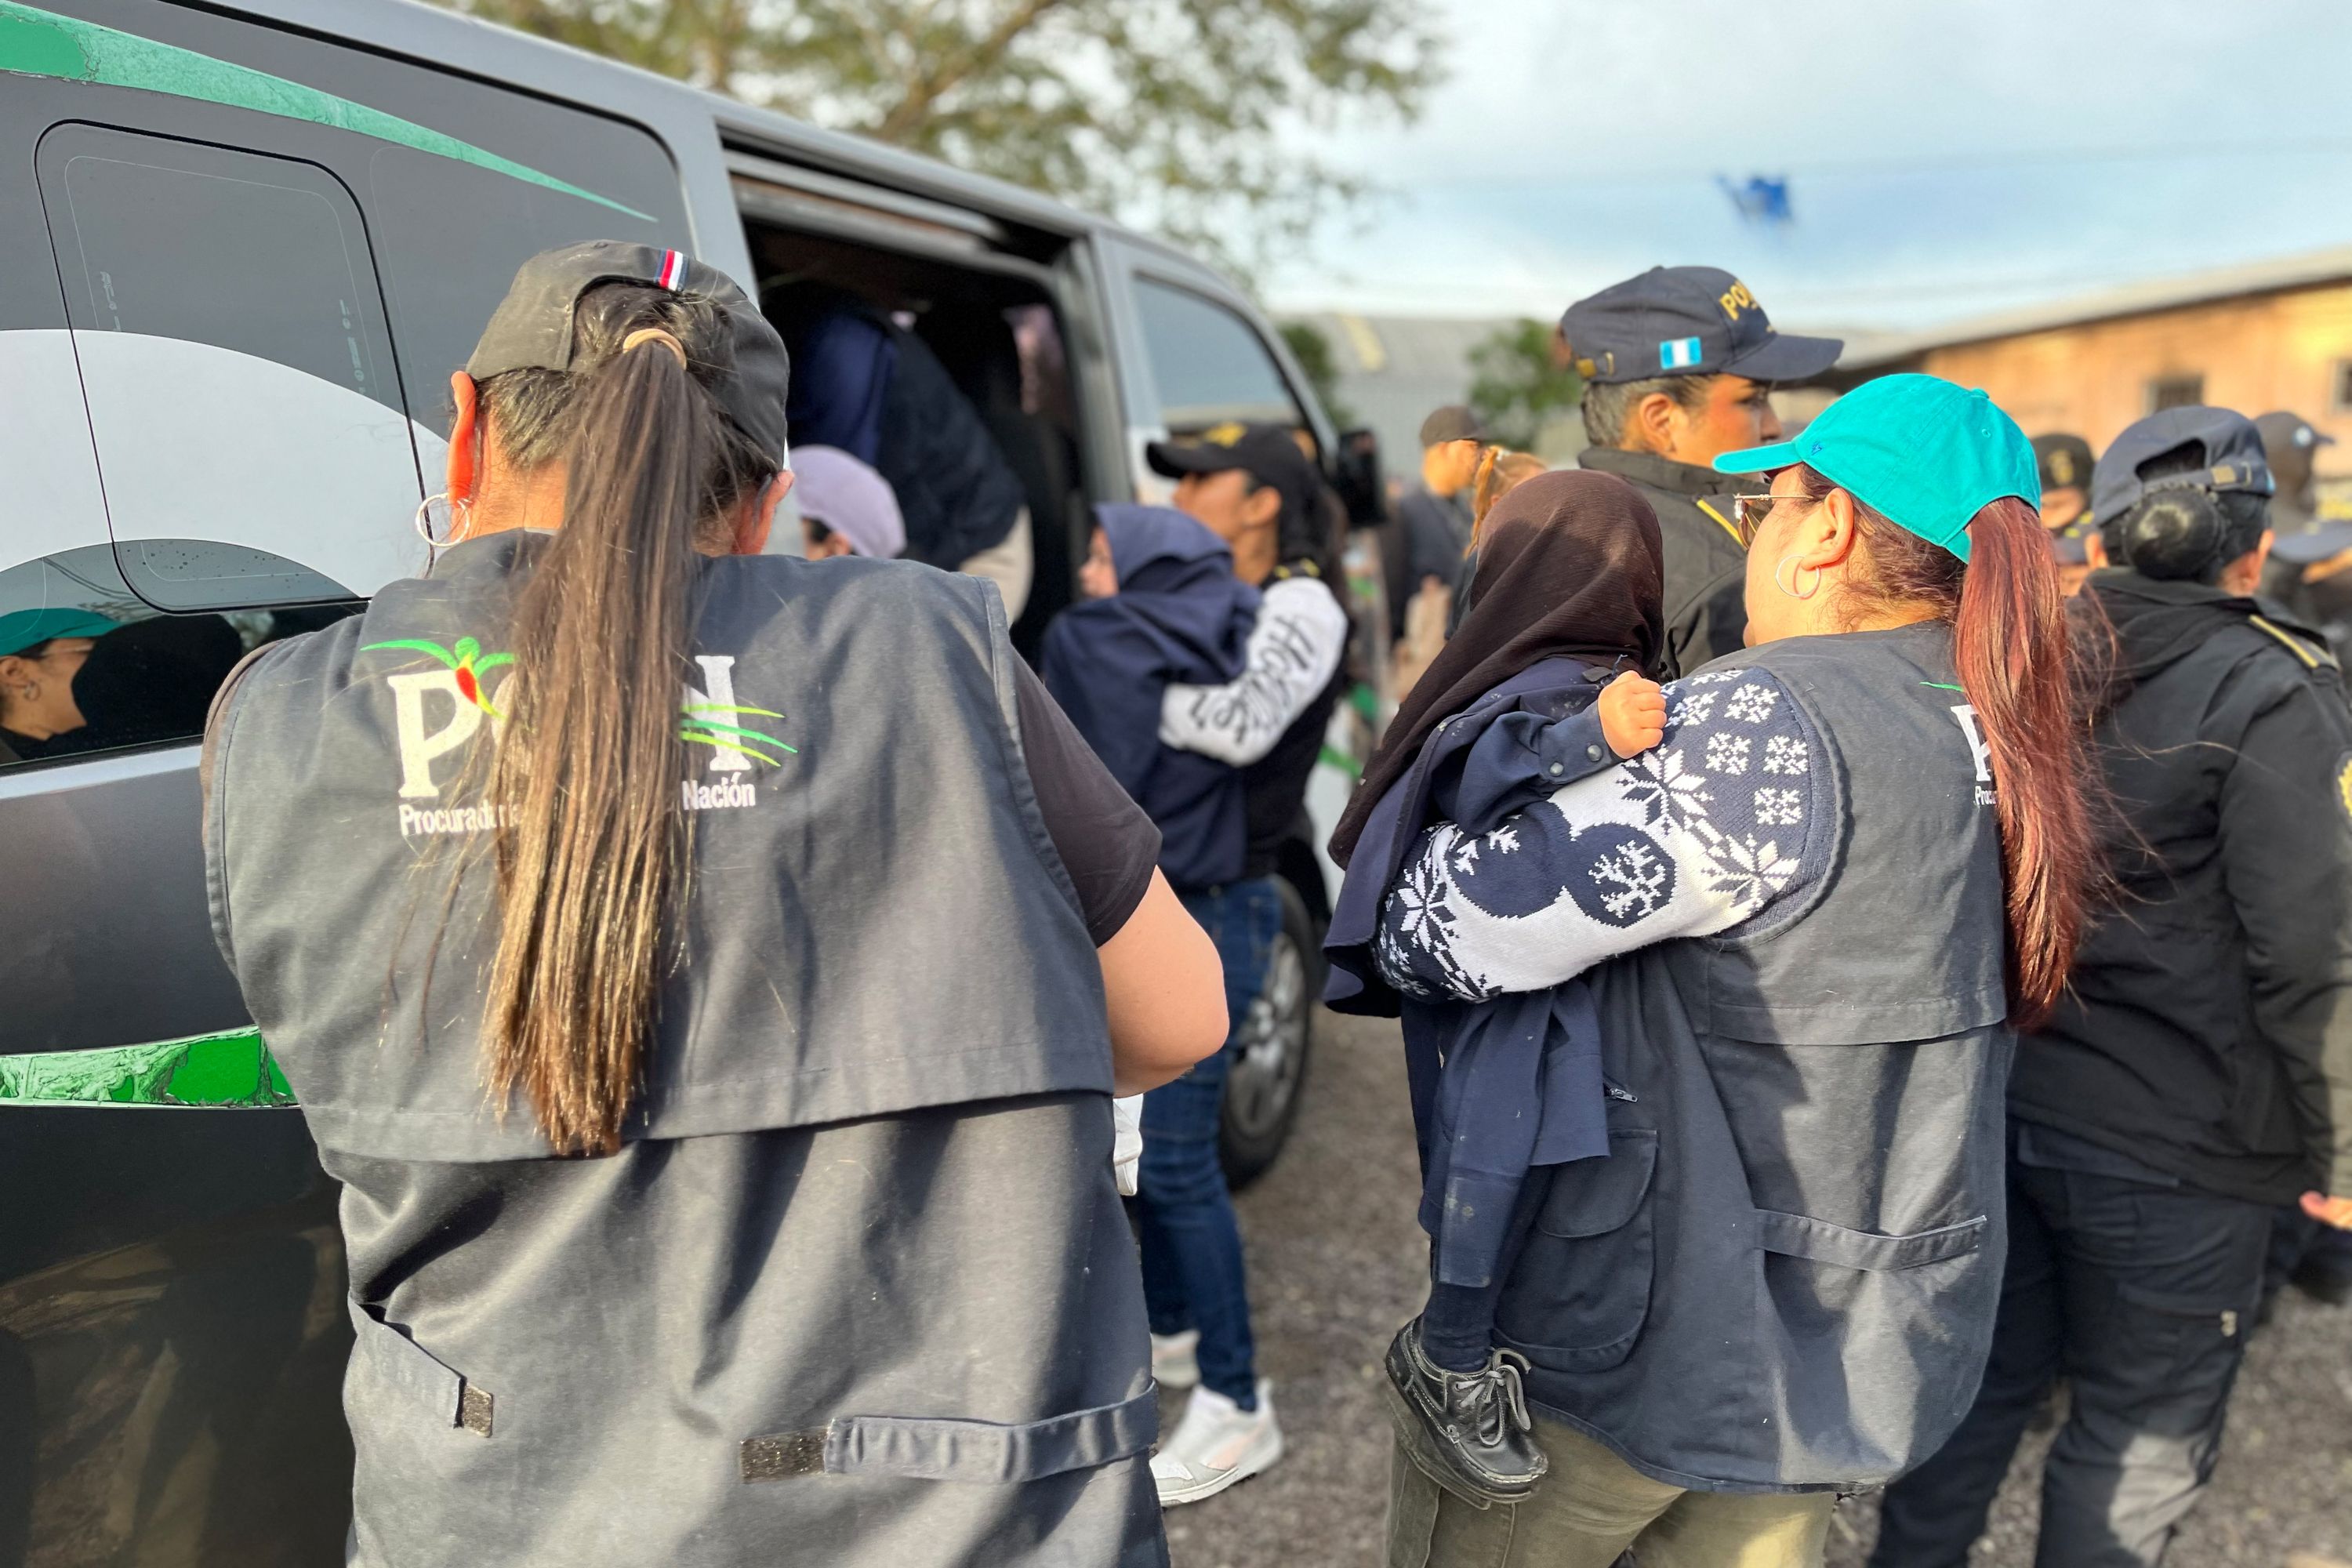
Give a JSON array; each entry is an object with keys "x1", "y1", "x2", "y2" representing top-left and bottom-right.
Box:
[
  {"x1": 1278, "y1": 319, "x2": 1356, "y2": 427},
  {"x1": 1467, "y1": 318, "x2": 1585, "y2": 453},
  {"x1": 436, "y1": 0, "x2": 1439, "y2": 272}
]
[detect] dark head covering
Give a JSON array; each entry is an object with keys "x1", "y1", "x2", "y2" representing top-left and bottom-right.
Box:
[
  {"x1": 1040, "y1": 504, "x2": 1259, "y2": 795},
  {"x1": 1330, "y1": 470, "x2": 1664, "y2": 864}
]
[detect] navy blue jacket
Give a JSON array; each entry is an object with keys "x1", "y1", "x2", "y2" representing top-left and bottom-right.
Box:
[
  {"x1": 1042, "y1": 507, "x2": 1259, "y2": 892},
  {"x1": 1325, "y1": 659, "x2": 1624, "y2": 1288}
]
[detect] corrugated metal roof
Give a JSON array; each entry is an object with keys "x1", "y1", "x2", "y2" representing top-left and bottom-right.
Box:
[{"x1": 1839, "y1": 245, "x2": 2352, "y2": 368}]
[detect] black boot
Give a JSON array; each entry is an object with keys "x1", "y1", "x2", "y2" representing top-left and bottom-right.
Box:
[{"x1": 1381, "y1": 1319, "x2": 1548, "y2": 1508}]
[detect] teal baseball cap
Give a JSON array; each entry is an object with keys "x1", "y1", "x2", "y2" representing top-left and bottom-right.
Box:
[
  {"x1": 0, "y1": 607, "x2": 115, "y2": 659},
  {"x1": 1712, "y1": 373, "x2": 2040, "y2": 562}
]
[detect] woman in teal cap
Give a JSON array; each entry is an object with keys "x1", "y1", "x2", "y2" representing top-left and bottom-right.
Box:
[
  {"x1": 1370, "y1": 373, "x2": 2097, "y2": 1566},
  {"x1": 0, "y1": 608, "x2": 115, "y2": 760}
]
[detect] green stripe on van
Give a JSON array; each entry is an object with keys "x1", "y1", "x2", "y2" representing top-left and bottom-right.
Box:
[
  {"x1": 0, "y1": 0, "x2": 653, "y2": 221},
  {"x1": 0, "y1": 1028, "x2": 298, "y2": 1108}
]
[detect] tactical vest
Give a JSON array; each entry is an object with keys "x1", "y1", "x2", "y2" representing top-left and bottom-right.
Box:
[
  {"x1": 1494, "y1": 622, "x2": 2014, "y2": 1492},
  {"x1": 206, "y1": 534, "x2": 1163, "y2": 1566}
]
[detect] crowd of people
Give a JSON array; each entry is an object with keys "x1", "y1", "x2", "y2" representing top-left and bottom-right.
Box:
[{"x1": 194, "y1": 240, "x2": 2352, "y2": 1568}]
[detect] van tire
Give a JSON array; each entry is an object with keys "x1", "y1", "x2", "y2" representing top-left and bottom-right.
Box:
[{"x1": 1219, "y1": 876, "x2": 1320, "y2": 1190}]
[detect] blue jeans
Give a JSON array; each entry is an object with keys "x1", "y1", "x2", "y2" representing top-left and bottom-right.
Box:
[{"x1": 1137, "y1": 877, "x2": 1281, "y2": 1409}]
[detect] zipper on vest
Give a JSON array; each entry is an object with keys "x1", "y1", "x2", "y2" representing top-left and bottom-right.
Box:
[{"x1": 1603, "y1": 1079, "x2": 1639, "y2": 1103}]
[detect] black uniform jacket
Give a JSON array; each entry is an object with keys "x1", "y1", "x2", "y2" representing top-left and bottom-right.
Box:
[
  {"x1": 2014, "y1": 571, "x2": 2352, "y2": 1205},
  {"x1": 1577, "y1": 445, "x2": 1749, "y2": 679}
]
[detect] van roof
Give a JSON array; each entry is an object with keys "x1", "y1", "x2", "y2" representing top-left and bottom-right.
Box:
[{"x1": 209, "y1": 0, "x2": 1215, "y2": 271}]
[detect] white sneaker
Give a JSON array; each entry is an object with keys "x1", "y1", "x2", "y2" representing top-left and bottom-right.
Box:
[
  {"x1": 1151, "y1": 1330, "x2": 1200, "y2": 1390},
  {"x1": 1152, "y1": 1380, "x2": 1282, "y2": 1506}
]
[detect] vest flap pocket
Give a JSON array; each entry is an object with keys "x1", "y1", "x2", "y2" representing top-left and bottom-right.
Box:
[
  {"x1": 347, "y1": 1298, "x2": 493, "y2": 1436},
  {"x1": 1534, "y1": 1128, "x2": 1658, "y2": 1238},
  {"x1": 822, "y1": 1385, "x2": 1157, "y2": 1484},
  {"x1": 1755, "y1": 1210, "x2": 1987, "y2": 1272}
]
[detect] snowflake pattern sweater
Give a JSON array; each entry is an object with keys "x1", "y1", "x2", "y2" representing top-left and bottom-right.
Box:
[{"x1": 1376, "y1": 667, "x2": 1831, "y2": 1003}]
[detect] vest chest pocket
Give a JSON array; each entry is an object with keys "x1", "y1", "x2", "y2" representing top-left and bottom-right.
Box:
[{"x1": 1495, "y1": 1128, "x2": 1657, "y2": 1370}]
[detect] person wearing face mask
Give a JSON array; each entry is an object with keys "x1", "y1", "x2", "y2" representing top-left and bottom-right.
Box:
[
  {"x1": 0, "y1": 611, "x2": 111, "y2": 761},
  {"x1": 1559, "y1": 267, "x2": 1844, "y2": 678}
]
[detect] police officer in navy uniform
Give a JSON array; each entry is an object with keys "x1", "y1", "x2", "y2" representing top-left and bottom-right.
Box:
[
  {"x1": 1558, "y1": 267, "x2": 1843, "y2": 677},
  {"x1": 201, "y1": 242, "x2": 1228, "y2": 1566},
  {"x1": 1875, "y1": 407, "x2": 2352, "y2": 1567}
]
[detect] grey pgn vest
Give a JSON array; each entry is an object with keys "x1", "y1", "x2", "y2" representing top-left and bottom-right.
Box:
[
  {"x1": 1494, "y1": 624, "x2": 2014, "y2": 1492},
  {"x1": 206, "y1": 535, "x2": 1163, "y2": 1566}
]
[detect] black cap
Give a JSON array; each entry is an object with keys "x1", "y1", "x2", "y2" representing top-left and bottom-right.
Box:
[
  {"x1": 1146, "y1": 422, "x2": 1319, "y2": 531},
  {"x1": 1418, "y1": 405, "x2": 1487, "y2": 447},
  {"x1": 1559, "y1": 266, "x2": 1842, "y2": 386},
  {"x1": 2089, "y1": 405, "x2": 2273, "y2": 525},
  {"x1": 2031, "y1": 433, "x2": 2095, "y2": 495},
  {"x1": 467, "y1": 241, "x2": 791, "y2": 465}
]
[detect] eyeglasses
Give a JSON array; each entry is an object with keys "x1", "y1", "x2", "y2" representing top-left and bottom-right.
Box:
[{"x1": 1731, "y1": 492, "x2": 1796, "y2": 546}]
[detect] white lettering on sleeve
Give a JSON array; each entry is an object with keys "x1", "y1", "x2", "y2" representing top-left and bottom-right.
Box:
[{"x1": 1160, "y1": 577, "x2": 1349, "y2": 766}]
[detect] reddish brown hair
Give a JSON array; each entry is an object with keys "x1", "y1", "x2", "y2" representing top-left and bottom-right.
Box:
[
  {"x1": 1796, "y1": 466, "x2": 2095, "y2": 1029},
  {"x1": 1468, "y1": 446, "x2": 1549, "y2": 554}
]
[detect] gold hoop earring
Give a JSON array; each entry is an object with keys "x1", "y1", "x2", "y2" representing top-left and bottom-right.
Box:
[
  {"x1": 1774, "y1": 552, "x2": 1822, "y2": 602},
  {"x1": 414, "y1": 492, "x2": 475, "y2": 548}
]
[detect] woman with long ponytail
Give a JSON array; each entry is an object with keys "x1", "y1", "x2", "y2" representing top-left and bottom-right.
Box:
[
  {"x1": 1363, "y1": 375, "x2": 2092, "y2": 1566},
  {"x1": 204, "y1": 243, "x2": 1224, "y2": 1566}
]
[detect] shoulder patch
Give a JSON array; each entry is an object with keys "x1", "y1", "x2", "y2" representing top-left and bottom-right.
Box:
[
  {"x1": 2337, "y1": 753, "x2": 2352, "y2": 827},
  {"x1": 2249, "y1": 614, "x2": 2339, "y2": 673}
]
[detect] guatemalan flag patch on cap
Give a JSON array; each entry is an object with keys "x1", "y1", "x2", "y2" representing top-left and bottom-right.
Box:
[{"x1": 1661, "y1": 336, "x2": 1703, "y2": 370}]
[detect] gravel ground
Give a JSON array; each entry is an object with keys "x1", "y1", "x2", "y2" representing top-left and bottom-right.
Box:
[{"x1": 1163, "y1": 1008, "x2": 2352, "y2": 1568}]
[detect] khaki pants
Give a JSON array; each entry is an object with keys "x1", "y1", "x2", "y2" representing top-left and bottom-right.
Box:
[{"x1": 1387, "y1": 1415, "x2": 1835, "y2": 1568}]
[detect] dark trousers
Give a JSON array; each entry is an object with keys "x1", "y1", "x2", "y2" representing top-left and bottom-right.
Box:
[
  {"x1": 1134, "y1": 878, "x2": 1279, "y2": 1408},
  {"x1": 1871, "y1": 1127, "x2": 2270, "y2": 1568}
]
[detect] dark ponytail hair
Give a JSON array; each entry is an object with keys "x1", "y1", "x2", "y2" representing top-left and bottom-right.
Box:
[
  {"x1": 1796, "y1": 466, "x2": 2096, "y2": 1029},
  {"x1": 471, "y1": 284, "x2": 776, "y2": 1155}
]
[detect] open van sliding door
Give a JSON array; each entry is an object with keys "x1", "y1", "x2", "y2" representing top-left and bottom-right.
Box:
[
  {"x1": 725, "y1": 145, "x2": 1123, "y2": 642},
  {"x1": 0, "y1": 3, "x2": 690, "y2": 1560}
]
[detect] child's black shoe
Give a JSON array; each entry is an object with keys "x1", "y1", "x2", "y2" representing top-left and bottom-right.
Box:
[{"x1": 1381, "y1": 1318, "x2": 1548, "y2": 1508}]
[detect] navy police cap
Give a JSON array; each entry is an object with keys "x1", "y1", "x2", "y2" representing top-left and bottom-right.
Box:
[
  {"x1": 1559, "y1": 266, "x2": 1842, "y2": 387},
  {"x1": 2089, "y1": 405, "x2": 2272, "y2": 526}
]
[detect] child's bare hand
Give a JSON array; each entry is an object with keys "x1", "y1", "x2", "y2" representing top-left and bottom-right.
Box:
[{"x1": 1599, "y1": 671, "x2": 1667, "y2": 758}]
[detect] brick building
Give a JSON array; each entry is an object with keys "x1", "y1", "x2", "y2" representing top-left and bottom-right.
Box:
[{"x1": 1831, "y1": 245, "x2": 2352, "y2": 478}]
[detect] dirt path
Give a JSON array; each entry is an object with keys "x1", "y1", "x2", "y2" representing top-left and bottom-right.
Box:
[{"x1": 1163, "y1": 1009, "x2": 2352, "y2": 1567}]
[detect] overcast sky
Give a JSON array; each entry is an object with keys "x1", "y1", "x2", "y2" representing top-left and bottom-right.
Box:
[{"x1": 1263, "y1": 0, "x2": 2352, "y2": 335}]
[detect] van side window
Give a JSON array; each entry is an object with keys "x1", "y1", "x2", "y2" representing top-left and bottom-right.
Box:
[
  {"x1": 1134, "y1": 279, "x2": 1302, "y2": 432},
  {"x1": 363, "y1": 143, "x2": 667, "y2": 441},
  {"x1": 0, "y1": 546, "x2": 352, "y2": 771},
  {"x1": 37, "y1": 125, "x2": 422, "y2": 609}
]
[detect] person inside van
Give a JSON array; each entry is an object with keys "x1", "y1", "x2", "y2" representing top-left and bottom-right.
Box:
[
  {"x1": 780, "y1": 292, "x2": 1035, "y2": 616},
  {"x1": 793, "y1": 444, "x2": 906, "y2": 561},
  {"x1": 0, "y1": 608, "x2": 243, "y2": 764},
  {"x1": 201, "y1": 241, "x2": 1227, "y2": 1566},
  {"x1": 0, "y1": 610, "x2": 111, "y2": 760}
]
